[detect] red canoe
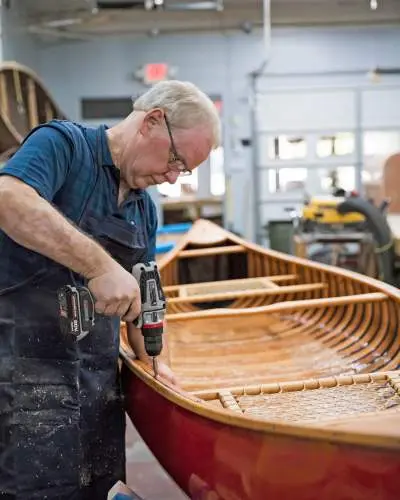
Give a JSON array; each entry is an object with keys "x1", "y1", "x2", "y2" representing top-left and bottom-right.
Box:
[{"x1": 121, "y1": 217, "x2": 400, "y2": 499}]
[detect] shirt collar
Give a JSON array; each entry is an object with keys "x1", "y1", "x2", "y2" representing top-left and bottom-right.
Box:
[
  {"x1": 98, "y1": 124, "x2": 146, "y2": 200},
  {"x1": 98, "y1": 124, "x2": 114, "y2": 167}
]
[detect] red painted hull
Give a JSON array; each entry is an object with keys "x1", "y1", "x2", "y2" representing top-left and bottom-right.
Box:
[{"x1": 122, "y1": 366, "x2": 400, "y2": 500}]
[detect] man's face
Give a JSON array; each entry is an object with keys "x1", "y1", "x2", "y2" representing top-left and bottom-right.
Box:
[{"x1": 121, "y1": 111, "x2": 213, "y2": 190}]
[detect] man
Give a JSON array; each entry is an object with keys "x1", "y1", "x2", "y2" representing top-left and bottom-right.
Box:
[{"x1": 0, "y1": 80, "x2": 221, "y2": 499}]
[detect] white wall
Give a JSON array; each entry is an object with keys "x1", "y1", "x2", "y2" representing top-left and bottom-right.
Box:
[
  {"x1": 1, "y1": 1, "x2": 39, "y2": 68},
  {"x1": 34, "y1": 25, "x2": 400, "y2": 118}
]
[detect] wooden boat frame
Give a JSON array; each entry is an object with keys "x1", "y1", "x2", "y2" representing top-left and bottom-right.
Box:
[{"x1": 0, "y1": 61, "x2": 65, "y2": 156}]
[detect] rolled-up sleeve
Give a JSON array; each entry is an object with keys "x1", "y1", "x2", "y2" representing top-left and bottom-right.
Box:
[{"x1": 0, "y1": 125, "x2": 72, "y2": 201}]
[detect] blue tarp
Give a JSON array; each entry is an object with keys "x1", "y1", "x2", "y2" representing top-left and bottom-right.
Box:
[
  {"x1": 155, "y1": 222, "x2": 192, "y2": 254},
  {"x1": 155, "y1": 242, "x2": 175, "y2": 254},
  {"x1": 156, "y1": 222, "x2": 192, "y2": 235}
]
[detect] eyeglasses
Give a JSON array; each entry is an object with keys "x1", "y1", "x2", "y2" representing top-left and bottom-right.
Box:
[{"x1": 164, "y1": 115, "x2": 192, "y2": 177}]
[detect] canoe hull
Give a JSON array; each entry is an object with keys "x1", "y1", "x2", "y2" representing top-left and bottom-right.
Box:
[{"x1": 122, "y1": 365, "x2": 400, "y2": 500}]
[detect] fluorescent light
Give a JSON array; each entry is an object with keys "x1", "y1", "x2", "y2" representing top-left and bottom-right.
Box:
[
  {"x1": 43, "y1": 18, "x2": 83, "y2": 28},
  {"x1": 166, "y1": 1, "x2": 223, "y2": 11}
]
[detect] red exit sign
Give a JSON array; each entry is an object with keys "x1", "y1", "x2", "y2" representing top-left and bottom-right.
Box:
[{"x1": 144, "y1": 63, "x2": 169, "y2": 84}]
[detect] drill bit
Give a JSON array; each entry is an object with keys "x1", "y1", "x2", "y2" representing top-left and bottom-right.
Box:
[{"x1": 152, "y1": 357, "x2": 158, "y2": 378}]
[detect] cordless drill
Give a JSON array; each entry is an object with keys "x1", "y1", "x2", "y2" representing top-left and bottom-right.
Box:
[
  {"x1": 131, "y1": 262, "x2": 166, "y2": 376},
  {"x1": 57, "y1": 261, "x2": 166, "y2": 375}
]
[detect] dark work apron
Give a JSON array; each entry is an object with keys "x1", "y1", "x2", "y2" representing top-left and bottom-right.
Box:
[{"x1": 0, "y1": 127, "x2": 148, "y2": 499}]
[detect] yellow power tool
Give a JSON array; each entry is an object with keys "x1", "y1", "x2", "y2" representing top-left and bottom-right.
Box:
[{"x1": 302, "y1": 196, "x2": 365, "y2": 225}]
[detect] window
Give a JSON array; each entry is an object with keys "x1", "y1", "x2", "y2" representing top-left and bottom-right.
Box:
[
  {"x1": 363, "y1": 131, "x2": 400, "y2": 156},
  {"x1": 316, "y1": 133, "x2": 354, "y2": 158},
  {"x1": 267, "y1": 136, "x2": 307, "y2": 160},
  {"x1": 81, "y1": 97, "x2": 133, "y2": 119},
  {"x1": 210, "y1": 146, "x2": 225, "y2": 196},
  {"x1": 362, "y1": 131, "x2": 400, "y2": 182},
  {"x1": 267, "y1": 167, "x2": 307, "y2": 193},
  {"x1": 316, "y1": 166, "x2": 356, "y2": 194}
]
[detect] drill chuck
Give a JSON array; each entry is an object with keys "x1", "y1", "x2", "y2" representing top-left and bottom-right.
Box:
[
  {"x1": 141, "y1": 311, "x2": 164, "y2": 357},
  {"x1": 142, "y1": 325, "x2": 163, "y2": 357}
]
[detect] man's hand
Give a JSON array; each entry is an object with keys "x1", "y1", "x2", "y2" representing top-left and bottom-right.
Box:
[
  {"x1": 88, "y1": 264, "x2": 141, "y2": 322},
  {"x1": 125, "y1": 323, "x2": 179, "y2": 386},
  {"x1": 154, "y1": 360, "x2": 180, "y2": 387}
]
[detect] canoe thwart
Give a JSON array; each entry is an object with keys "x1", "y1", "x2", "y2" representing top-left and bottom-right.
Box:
[
  {"x1": 163, "y1": 274, "x2": 298, "y2": 296},
  {"x1": 178, "y1": 245, "x2": 245, "y2": 258},
  {"x1": 175, "y1": 276, "x2": 281, "y2": 296},
  {"x1": 166, "y1": 292, "x2": 388, "y2": 321},
  {"x1": 167, "y1": 282, "x2": 327, "y2": 305}
]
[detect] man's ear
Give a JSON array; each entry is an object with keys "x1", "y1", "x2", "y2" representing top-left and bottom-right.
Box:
[{"x1": 139, "y1": 108, "x2": 164, "y2": 135}]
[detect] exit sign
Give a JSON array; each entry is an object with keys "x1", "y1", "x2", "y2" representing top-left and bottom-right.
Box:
[{"x1": 143, "y1": 63, "x2": 169, "y2": 84}]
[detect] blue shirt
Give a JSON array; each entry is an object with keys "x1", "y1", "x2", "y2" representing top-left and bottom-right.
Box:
[{"x1": 0, "y1": 119, "x2": 158, "y2": 292}]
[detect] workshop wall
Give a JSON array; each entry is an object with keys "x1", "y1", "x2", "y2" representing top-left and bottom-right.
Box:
[
  {"x1": 1, "y1": 2, "x2": 39, "y2": 69},
  {"x1": 34, "y1": 24, "x2": 400, "y2": 122},
  {"x1": 33, "y1": 25, "x2": 400, "y2": 237}
]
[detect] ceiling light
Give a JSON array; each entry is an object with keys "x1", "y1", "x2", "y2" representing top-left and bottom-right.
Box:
[
  {"x1": 370, "y1": 0, "x2": 378, "y2": 10},
  {"x1": 43, "y1": 18, "x2": 83, "y2": 28},
  {"x1": 166, "y1": 1, "x2": 223, "y2": 11}
]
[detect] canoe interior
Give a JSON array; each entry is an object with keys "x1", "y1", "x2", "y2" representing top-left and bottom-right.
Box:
[{"x1": 122, "y1": 219, "x2": 400, "y2": 434}]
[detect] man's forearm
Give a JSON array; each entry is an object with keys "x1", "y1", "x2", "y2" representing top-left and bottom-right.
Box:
[{"x1": 0, "y1": 176, "x2": 115, "y2": 279}]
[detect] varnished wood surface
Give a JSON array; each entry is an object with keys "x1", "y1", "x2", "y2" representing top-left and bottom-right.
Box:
[{"x1": 121, "y1": 219, "x2": 400, "y2": 448}]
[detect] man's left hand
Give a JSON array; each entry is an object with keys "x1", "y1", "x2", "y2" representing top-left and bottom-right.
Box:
[{"x1": 154, "y1": 361, "x2": 180, "y2": 387}]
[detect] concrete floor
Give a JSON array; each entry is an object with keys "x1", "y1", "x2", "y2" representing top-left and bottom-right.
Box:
[{"x1": 125, "y1": 417, "x2": 188, "y2": 500}]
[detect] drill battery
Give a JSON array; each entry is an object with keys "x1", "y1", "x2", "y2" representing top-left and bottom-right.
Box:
[{"x1": 57, "y1": 285, "x2": 95, "y2": 341}]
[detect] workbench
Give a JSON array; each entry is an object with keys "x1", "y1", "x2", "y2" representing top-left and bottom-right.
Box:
[
  {"x1": 161, "y1": 195, "x2": 222, "y2": 224},
  {"x1": 293, "y1": 231, "x2": 377, "y2": 277}
]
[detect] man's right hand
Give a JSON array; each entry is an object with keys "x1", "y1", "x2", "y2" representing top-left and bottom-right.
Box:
[{"x1": 88, "y1": 265, "x2": 141, "y2": 322}]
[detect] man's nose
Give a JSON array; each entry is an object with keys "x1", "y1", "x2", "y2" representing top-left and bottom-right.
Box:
[{"x1": 166, "y1": 171, "x2": 179, "y2": 184}]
